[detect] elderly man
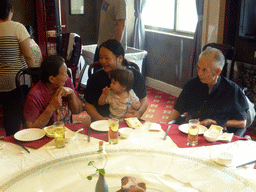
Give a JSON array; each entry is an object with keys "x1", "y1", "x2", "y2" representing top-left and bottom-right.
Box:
[{"x1": 167, "y1": 48, "x2": 249, "y2": 136}]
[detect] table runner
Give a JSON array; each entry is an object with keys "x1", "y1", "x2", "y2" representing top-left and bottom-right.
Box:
[
  {"x1": 2, "y1": 122, "x2": 247, "y2": 150},
  {"x1": 160, "y1": 123, "x2": 247, "y2": 148},
  {"x1": 2, "y1": 122, "x2": 127, "y2": 149}
]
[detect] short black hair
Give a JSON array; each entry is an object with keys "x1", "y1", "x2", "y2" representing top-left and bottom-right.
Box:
[
  {"x1": 0, "y1": 0, "x2": 12, "y2": 20},
  {"x1": 110, "y1": 69, "x2": 134, "y2": 92},
  {"x1": 40, "y1": 55, "x2": 65, "y2": 83}
]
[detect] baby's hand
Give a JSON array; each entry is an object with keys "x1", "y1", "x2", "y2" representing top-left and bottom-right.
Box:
[
  {"x1": 102, "y1": 86, "x2": 110, "y2": 95},
  {"x1": 131, "y1": 101, "x2": 140, "y2": 111}
]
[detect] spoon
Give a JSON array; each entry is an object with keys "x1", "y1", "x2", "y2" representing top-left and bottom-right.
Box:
[{"x1": 75, "y1": 128, "x2": 84, "y2": 134}]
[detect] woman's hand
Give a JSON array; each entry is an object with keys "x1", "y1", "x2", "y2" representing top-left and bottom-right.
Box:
[
  {"x1": 57, "y1": 87, "x2": 74, "y2": 97},
  {"x1": 48, "y1": 91, "x2": 62, "y2": 111}
]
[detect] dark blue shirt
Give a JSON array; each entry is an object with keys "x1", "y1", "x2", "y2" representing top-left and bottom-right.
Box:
[{"x1": 174, "y1": 75, "x2": 248, "y2": 126}]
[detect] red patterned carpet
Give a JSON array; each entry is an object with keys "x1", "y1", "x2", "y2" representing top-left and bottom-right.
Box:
[
  {"x1": 1, "y1": 86, "x2": 256, "y2": 140},
  {"x1": 141, "y1": 86, "x2": 177, "y2": 123}
]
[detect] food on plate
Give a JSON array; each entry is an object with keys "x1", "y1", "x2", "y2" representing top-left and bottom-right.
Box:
[
  {"x1": 208, "y1": 125, "x2": 223, "y2": 134},
  {"x1": 117, "y1": 176, "x2": 146, "y2": 192},
  {"x1": 125, "y1": 117, "x2": 143, "y2": 128},
  {"x1": 44, "y1": 125, "x2": 68, "y2": 138}
]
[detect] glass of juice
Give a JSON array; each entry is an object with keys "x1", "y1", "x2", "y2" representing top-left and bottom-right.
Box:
[
  {"x1": 108, "y1": 118, "x2": 119, "y2": 144},
  {"x1": 187, "y1": 119, "x2": 199, "y2": 146},
  {"x1": 53, "y1": 121, "x2": 65, "y2": 148}
]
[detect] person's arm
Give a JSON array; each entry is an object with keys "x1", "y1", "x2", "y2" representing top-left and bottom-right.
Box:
[
  {"x1": 124, "y1": 96, "x2": 148, "y2": 119},
  {"x1": 223, "y1": 120, "x2": 246, "y2": 128},
  {"x1": 84, "y1": 102, "x2": 109, "y2": 120},
  {"x1": 115, "y1": 19, "x2": 126, "y2": 42},
  {"x1": 59, "y1": 87, "x2": 83, "y2": 114},
  {"x1": 19, "y1": 38, "x2": 36, "y2": 68},
  {"x1": 98, "y1": 87, "x2": 110, "y2": 106},
  {"x1": 131, "y1": 100, "x2": 141, "y2": 111},
  {"x1": 26, "y1": 90, "x2": 62, "y2": 128},
  {"x1": 166, "y1": 109, "x2": 181, "y2": 124}
]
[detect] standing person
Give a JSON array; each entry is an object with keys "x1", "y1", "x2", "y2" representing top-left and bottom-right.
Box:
[
  {"x1": 25, "y1": 25, "x2": 43, "y2": 67},
  {"x1": 24, "y1": 55, "x2": 83, "y2": 128},
  {"x1": 166, "y1": 48, "x2": 249, "y2": 136},
  {"x1": 84, "y1": 39, "x2": 147, "y2": 121},
  {"x1": 0, "y1": 0, "x2": 35, "y2": 136},
  {"x1": 94, "y1": 0, "x2": 127, "y2": 62},
  {"x1": 98, "y1": 69, "x2": 141, "y2": 120}
]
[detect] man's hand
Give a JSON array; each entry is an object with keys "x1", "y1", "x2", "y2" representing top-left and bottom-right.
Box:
[{"x1": 200, "y1": 119, "x2": 217, "y2": 127}]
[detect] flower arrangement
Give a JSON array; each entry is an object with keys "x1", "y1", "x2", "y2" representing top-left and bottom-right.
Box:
[{"x1": 87, "y1": 147, "x2": 108, "y2": 180}]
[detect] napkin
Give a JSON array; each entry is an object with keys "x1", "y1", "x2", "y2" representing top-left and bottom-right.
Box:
[
  {"x1": 160, "y1": 123, "x2": 246, "y2": 148},
  {"x1": 3, "y1": 135, "x2": 53, "y2": 149}
]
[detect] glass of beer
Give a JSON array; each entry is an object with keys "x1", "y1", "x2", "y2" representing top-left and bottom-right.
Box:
[
  {"x1": 53, "y1": 121, "x2": 65, "y2": 148},
  {"x1": 187, "y1": 119, "x2": 199, "y2": 146},
  {"x1": 108, "y1": 118, "x2": 119, "y2": 144}
]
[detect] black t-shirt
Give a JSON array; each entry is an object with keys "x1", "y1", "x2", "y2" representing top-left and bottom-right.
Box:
[
  {"x1": 84, "y1": 68, "x2": 147, "y2": 117},
  {"x1": 174, "y1": 75, "x2": 248, "y2": 126}
]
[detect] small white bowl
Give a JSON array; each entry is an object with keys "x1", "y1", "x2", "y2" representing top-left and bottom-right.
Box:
[
  {"x1": 119, "y1": 128, "x2": 134, "y2": 139},
  {"x1": 217, "y1": 152, "x2": 234, "y2": 166},
  {"x1": 204, "y1": 131, "x2": 219, "y2": 142}
]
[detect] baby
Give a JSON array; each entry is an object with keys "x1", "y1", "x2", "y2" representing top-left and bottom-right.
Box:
[{"x1": 98, "y1": 69, "x2": 140, "y2": 120}]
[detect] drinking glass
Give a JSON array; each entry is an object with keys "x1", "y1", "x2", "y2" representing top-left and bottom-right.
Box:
[
  {"x1": 187, "y1": 119, "x2": 199, "y2": 146},
  {"x1": 108, "y1": 118, "x2": 119, "y2": 144},
  {"x1": 53, "y1": 121, "x2": 65, "y2": 148}
]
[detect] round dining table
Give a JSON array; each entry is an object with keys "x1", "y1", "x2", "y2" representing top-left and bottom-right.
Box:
[{"x1": 0, "y1": 122, "x2": 256, "y2": 191}]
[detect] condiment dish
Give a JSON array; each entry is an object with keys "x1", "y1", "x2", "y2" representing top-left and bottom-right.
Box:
[
  {"x1": 204, "y1": 131, "x2": 220, "y2": 142},
  {"x1": 119, "y1": 128, "x2": 134, "y2": 139},
  {"x1": 217, "y1": 152, "x2": 234, "y2": 166}
]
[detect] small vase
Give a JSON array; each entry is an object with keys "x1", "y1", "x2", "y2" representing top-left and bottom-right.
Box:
[{"x1": 95, "y1": 173, "x2": 108, "y2": 192}]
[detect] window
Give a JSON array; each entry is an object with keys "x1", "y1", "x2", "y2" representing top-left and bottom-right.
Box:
[{"x1": 143, "y1": 0, "x2": 198, "y2": 35}]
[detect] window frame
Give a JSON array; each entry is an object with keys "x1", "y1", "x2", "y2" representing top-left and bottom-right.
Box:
[{"x1": 143, "y1": 0, "x2": 197, "y2": 37}]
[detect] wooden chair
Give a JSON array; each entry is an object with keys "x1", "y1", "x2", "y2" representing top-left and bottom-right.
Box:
[
  {"x1": 202, "y1": 43, "x2": 236, "y2": 80},
  {"x1": 77, "y1": 61, "x2": 140, "y2": 92},
  {"x1": 16, "y1": 67, "x2": 41, "y2": 128},
  {"x1": 59, "y1": 33, "x2": 82, "y2": 86}
]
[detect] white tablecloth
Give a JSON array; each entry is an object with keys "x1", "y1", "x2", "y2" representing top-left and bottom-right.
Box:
[{"x1": 0, "y1": 123, "x2": 256, "y2": 191}]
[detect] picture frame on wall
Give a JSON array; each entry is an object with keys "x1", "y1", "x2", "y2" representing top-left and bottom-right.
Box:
[{"x1": 70, "y1": 0, "x2": 84, "y2": 15}]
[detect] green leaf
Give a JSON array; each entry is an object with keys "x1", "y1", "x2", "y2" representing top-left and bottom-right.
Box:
[
  {"x1": 97, "y1": 149, "x2": 103, "y2": 153},
  {"x1": 87, "y1": 176, "x2": 92, "y2": 180},
  {"x1": 88, "y1": 161, "x2": 94, "y2": 166},
  {"x1": 98, "y1": 169, "x2": 105, "y2": 175}
]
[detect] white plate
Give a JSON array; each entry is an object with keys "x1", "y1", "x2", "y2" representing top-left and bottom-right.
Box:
[
  {"x1": 90, "y1": 120, "x2": 109, "y2": 132},
  {"x1": 178, "y1": 123, "x2": 207, "y2": 135},
  {"x1": 14, "y1": 128, "x2": 46, "y2": 142}
]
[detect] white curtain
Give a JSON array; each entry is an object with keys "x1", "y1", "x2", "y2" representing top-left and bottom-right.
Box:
[
  {"x1": 190, "y1": 0, "x2": 204, "y2": 77},
  {"x1": 132, "y1": 0, "x2": 147, "y2": 50}
]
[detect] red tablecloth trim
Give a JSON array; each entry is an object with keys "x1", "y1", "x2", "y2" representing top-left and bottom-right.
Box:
[
  {"x1": 160, "y1": 123, "x2": 247, "y2": 148},
  {"x1": 3, "y1": 122, "x2": 247, "y2": 150}
]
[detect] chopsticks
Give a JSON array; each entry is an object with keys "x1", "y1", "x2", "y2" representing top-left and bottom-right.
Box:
[
  {"x1": 88, "y1": 126, "x2": 91, "y2": 142},
  {"x1": 163, "y1": 125, "x2": 171, "y2": 140},
  {"x1": 14, "y1": 138, "x2": 30, "y2": 153},
  {"x1": 236, "y1": 160, "x2": 256, "y2": 168}
]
